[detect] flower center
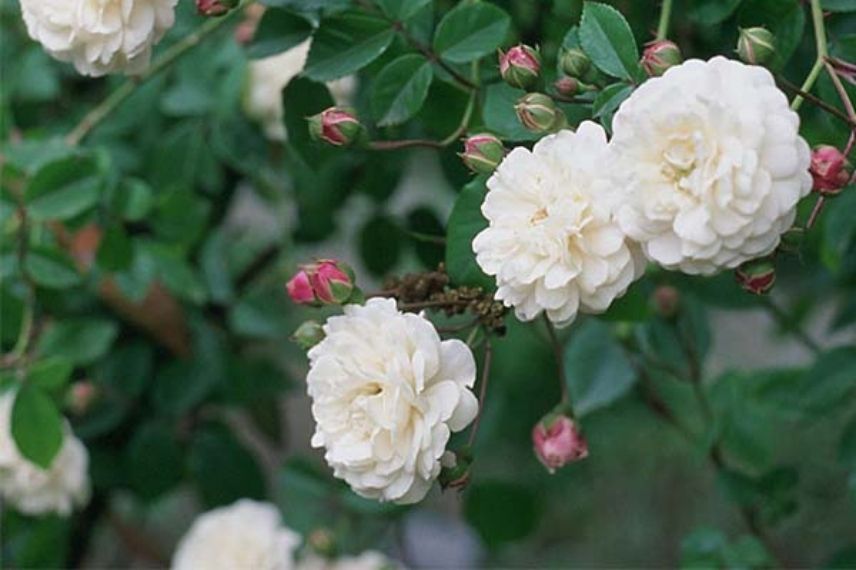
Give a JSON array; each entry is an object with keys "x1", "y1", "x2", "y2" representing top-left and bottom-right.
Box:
[{"x1": 530, "y1": 207, "x2": 549, "y2": 225}]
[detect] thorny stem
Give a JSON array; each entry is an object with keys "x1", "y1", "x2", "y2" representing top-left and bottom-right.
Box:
[
  {"x1": 543, "y1": 315, "x2": 570, "y2": 406},
  {"x1": 66, "y1": 4, "x2": 248, "y2": 146},
  {"x1": 467, "y1": 338, "x2": 493, "y2": 448},
  {"x1": 656, "y1": 0, "x2": 674, "y2": 41},
  {"x1": 791, "y1": 0, "x2": 828, "y2": 111}
]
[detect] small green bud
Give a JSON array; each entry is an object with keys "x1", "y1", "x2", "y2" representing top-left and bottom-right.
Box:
[
  {"x1": 515, "y1": 93, "x2": 565, "y2": 134},
  {"x1": 559, "y1": 48, "x2": 591, "y2": 79},
  {"x1": 292, "y1": 320, "x2": 325, "y2": 350},
  {"x1": 737, "y1": 27, "x2": 776, "y2": 66}
]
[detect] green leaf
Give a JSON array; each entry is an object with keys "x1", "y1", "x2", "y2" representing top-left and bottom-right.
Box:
[
  {"x1": 127, "y1": 422, "x2": 184, "y2": 501},
  {"x1": 152, "y1": 359, "x2": 217, "y2": 416},
  {"x1": 37, "y1": 318, "x2": 119, "y2": 366},
  {"x1": 371, "y1": 54, "x2": 434, "y2": 127},
  {"x1": 376, "y1": 0, "x2": 431, "y2": 19},
  {"x1": 112, "y1": 178, "x2": 153, "y2": 222},
  {"x1": 96, "y1": 224, "x2": 133, "y2": 272},
  {"x1": 27, "y1": 358, "x2": 74, "y2": 393},
  {"x1": 823, "y1": 0, "x2": 856, "y2": 12},
  {"x1": 26, "y1": 247, "x2": 82, "y2": 289},
  {"x1": 840, "y1": 415, "x2": 856, "y2": 469},
  {"x1": 188, "y1": 423, "x2": 266, "y2": 508},
  {"x1": 10, "y1": 385, "x2": 64, "y2": 469},
  {"x1": 445, "y1": 177, "x2": 495, "y2": 290},
  {"x1": 282, "y1": 77, "x2": 336, "y2": 161},
  {"x1": 359, "y1": 214, "x2": 402, "y2": 276},
  {"x1": 464, "y1": 481, "x2": 541, "y2": 548},
  {"x1": 579, "y1": 1, "x2": 642, "y2": 81},
  {"x1": 690, "y1": 0, "x2": 744, "y2": 24},
  {"x1": 247, "y1": 8, "x2": 314, "y2": 59},
  {"x1": 563, "y1": 320, "x2": 637, "y2": 416},
  {"x1": 591, "y1": 83, "x2": 633, "y2": 131},
  {"x1": 25, "y1": 155, "x2": 102, "y2": 221},
  {"x1": 433, "y1": 2, "x2": 511, "y2": 64},
  {"x1": 304, "y1": 11, "x2": 394, "y2": 81}
]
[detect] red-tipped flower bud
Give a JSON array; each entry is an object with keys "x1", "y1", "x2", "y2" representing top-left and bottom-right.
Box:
[
  {"x1": 735, "y1": 257, "x2": 776, "y2": 295},
  {"x1": 460, "y1": 133, "x2": 506, "y2": 174},
  {"x1": 66, "y1": 381, "x2": 99, "y2": 415},
  {"x1": 641, "y1": 40, "x2": 683, "y2": 77},
  {"x1": 554, "y1": 76, "x2": 580, "y2": 97},
  {"x1": 532, "y1": 410, "x2": 588, "y2": 473},
  {"x1": 652, "y1": 285, "x2": 680, "y2": 319},
  {"x1": 292, "y1": 320, "x2": 325, "y2": 350},
  {"x1": 308, "y1": 108, "x2": 363, "y2": 147},
  {"x1": 737, "y1": 27, "x2": 776, "y2": 66},
  {"x1": 559, "y1": 48, "x2": 591, "y2": 79},
  {"x1": 515, "y1": 93, "x2": 564, "y2": 134},
  {"x1": 196, "y1": 0, "x2": 239, "y2": 17},
  {"x1": 499, "y1": 44, "x2": 541, "y2": 90},
  {"x1": 810, "y1": 145, "x2": 851, "y2": 196},
  {"x1": 286, "y1": 260, "x2": 357, "y2": 305}
]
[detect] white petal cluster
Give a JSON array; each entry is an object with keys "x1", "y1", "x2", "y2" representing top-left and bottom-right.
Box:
[
  {"x1": 19, "y1": 0, "x2": 178, "y2": 77},
  {"x1": 172, "y1": 500, "x2": 302, "y2": 570},
  {"x1": 611, "y1": 56, "x2": 812, "y2": 275},
  {"x1": 244, "y1": 40, "x2": 356, "y2": 141},
  {"x1": 0, "y1": 391, "x2": 90, "y2": 516},
  {"x1": 307, "y1": 298, "x2": 478, "y2": 504},
  {"x1": 473, "y1": 122, "x2": 642, "y2": 326}
]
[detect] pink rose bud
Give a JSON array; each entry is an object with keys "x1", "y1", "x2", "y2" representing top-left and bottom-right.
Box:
[
  {"x1": 553, "y1": 76, "x2": 580, "y2": 97},
  {"x1": 196, "y1": 0, "x2": 238, "y2": 17},
  {"x1": 810, "y1": 145, "x2": 851, "y2": 195},
  {"x1": 308, "y1": 260, "x2": 355, "y2": 304},
  {"x1": 499, "y1": 45, "x2": 541, "y2": 90},
  {"x1": 735, "y1": 257, "x2": 776, "y2": 295},
  {"x1": 515, "y1": 92, "x2": 564, "y2": 134},
  {"x1": 286, "y1": 270, "x2": 316, "y2": 305},
  {"x1": 532, "y1": 412, "x2": 588, "y2": 473},
  {"x1": 291, "y1": 320, "x2": 325, "y2": 350},
  {"x1": 308, "y1": 108, "x2": 363, "y2": 147},
  {"x1": 67, "y1": 381, "x2": 98, "y2": 415},
  {"x1": 652, "y1": 285, "x2": 680, "y2": 319},
  {"x1": 460, "y1": 133, "x2": 506, "y2": 174},
  {"x1": 641, "y1": 40, "x2": 683, "y2": 77}
]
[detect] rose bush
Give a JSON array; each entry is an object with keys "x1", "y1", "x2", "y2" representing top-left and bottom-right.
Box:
[{"x1": 3, "y1": 0, "x2": 856, "y2": 568}]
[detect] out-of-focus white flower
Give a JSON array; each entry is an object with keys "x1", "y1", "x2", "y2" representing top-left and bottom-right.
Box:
[
  {"x1": 298, "y1": 551, "x2": 398, "y2": 570},
  {"x1": 172, "y1": 500, "x2": 301, "y2": 570},
  {"x1": 19, "y1": 0, "x2": 178, "y2": 77},
  {"x1": 244, "y1": 40, "x2": 356, "y2": 141},
  {"x1": 0, "y1": 391, "x2": 90, "y2": 517},
  {"x1": 473, "y1": 122, "x2": 642, "y2": 326},
  {"x1": 611, "y1": 56, "x2": 812, "y2": 275},
  {"x1": 306, "y1": 298, "x2": 478, "y2": 505}
]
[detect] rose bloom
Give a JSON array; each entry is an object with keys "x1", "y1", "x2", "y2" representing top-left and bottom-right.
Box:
[
  {"x1": 172, "y1": 500, "x2": 301, "y2": 570},
  {"x1": 473, "y1": 122, "x2": 642, "y2": 326},
  {"x1": 19, "y1": 0, "x2": 178, "y2": 77},
  {"x1": 0, "y1": 391, "x2": 90, "y2": 516},
  {"x1": 306, "y1": 298, "x2": 479, "y2": 504},
  {"x1": 244, "y1": 40, "x2": 356, "y2": 141},
  {"x1": 611, "y1": 56, "x2": 812, "y2": 275}
]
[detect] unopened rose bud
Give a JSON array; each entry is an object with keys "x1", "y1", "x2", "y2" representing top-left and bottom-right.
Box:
[
  {"x1": 532, "y1": 410, "x2": 588, "y2": 473},
  {"x1": 308, "y1": 260, "x2": 355, "y2": 304},
  {"x1": 292, "y1": 320, "x2": 325, "y2": 350},
  {"x1": 499, "y1": 45, "x2": 541, "y2": 90},
  {"x1": 735, "y1": 257, "x2": 776, "y2": 295},
  {"x1": 460, "y1": 133, "x2": 506, "y2": 174},
  {"x1": 439, "y1": 449, "x2": 473, "y2": 491},
  {"x1": 559, "y1": 48, "x2": 591, "y2": 79},
  {"x1": 641, "y1": 40, "x2": 683, "y2": 77},
  {"x1": 67, "y1": 381, "x2": 98, "y2": 415},
  {"x1": 308, "y1": 108, "x2": 363, "y2": 147},
  {"x1": 810, "y1": 145, "x2": 851, "y2": 195},
  {"x1": 286, "y1": 270, "x2": 316, "y2": 305},
  {"x1": 652, "y1": 285, "x2": 680, "y2": 319},
  {"x1": 737, "y1": 27, "x2": 776, "y2": 66},
  {"x1": 196, "y1": 0, "x2": 238, "y2": 17},
  {"x1": 554, "y1": 76, "x2": 580, "y2": 97},
  {"x1": 308, "y1": 528, "x2": 336, "y2": 556},
  {"x1": 515, "y1": 93, "x2": 564, "y2": 134}
]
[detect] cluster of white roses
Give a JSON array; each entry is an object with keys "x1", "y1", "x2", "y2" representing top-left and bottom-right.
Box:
[
  {"x1": 172, "y1": 499, "x2": 399, "y2": 570},
  {"x1": 475, "y1": 56, "x2": 812, "y2": 326},
  {"x1": 0, "y1": 390, "x2": 90, "y2": 516}
]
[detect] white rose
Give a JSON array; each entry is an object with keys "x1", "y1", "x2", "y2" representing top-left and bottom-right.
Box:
[
  {"x1": 172, "y1": 500, "x2": 302, "y2": 570},
  {"x1": 19, "y1": 0, "x2": 178, "y2": 77},
  {"x1": 473, "y1": 122, "x2": 643, "y2": 326},
  {"x1": 306, "y1": 298, "x2": 479, "y2": 505},
  {"x1": 611, "y1": 56, "x2": 812, "y2": 275},
  {"x1": 0, "y1": 391, "x2": 90, "y2": 517},
  {"x1": 244, "y1": 40, "x2": 357, "y2": 141}
]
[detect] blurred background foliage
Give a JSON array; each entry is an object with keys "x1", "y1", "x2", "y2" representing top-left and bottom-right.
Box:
[{"x1": 2, "y1": 0, "x2": 856, "y2": 567}]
